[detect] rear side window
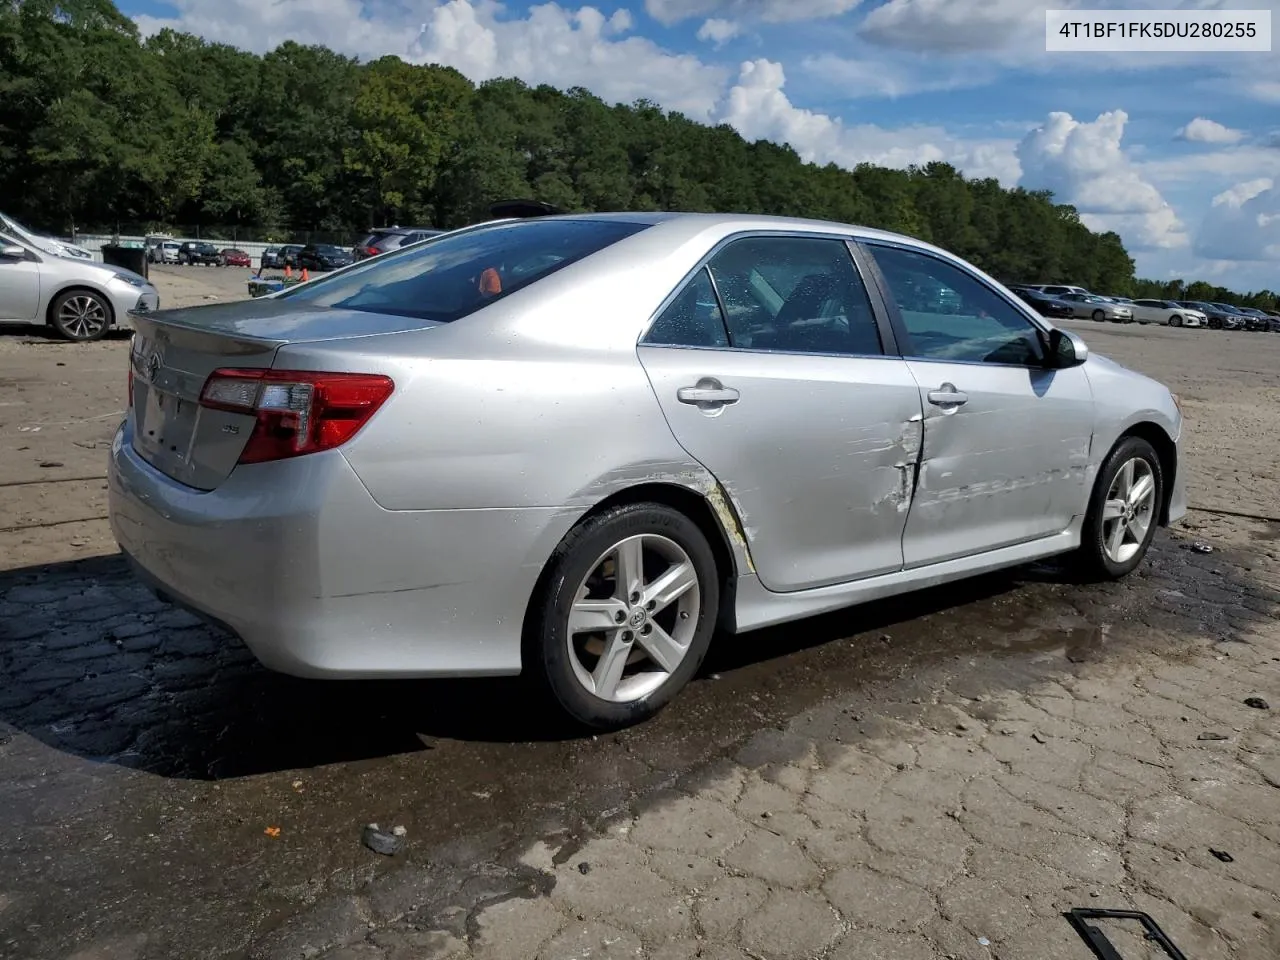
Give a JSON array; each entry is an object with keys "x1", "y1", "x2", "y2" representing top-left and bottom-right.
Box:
[{"x1": 279, "y1": 219, "x2": 649, "y2": 323}]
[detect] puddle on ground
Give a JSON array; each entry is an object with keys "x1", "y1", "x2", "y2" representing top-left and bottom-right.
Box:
[{"x1": 981, "y1": 616, "x2": 1108, "y2": 664}]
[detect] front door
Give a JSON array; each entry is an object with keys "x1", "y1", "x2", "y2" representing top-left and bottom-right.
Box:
[
  {"x1": 862, "y1": 241, "x2": 1095, "y2": 568},
  {"x1": 0, "y1": 241, "x2": 41, "y2": 322},
  {"x1": 639, "y1": 234, "x2": 923, "y2": 593}
]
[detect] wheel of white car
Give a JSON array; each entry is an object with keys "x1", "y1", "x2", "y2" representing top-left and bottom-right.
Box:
[
  {"x1": 49, "y1": 289, "x2": 112, "y2": 342},
  {"x1": 1073, "y1": 435, "x2": 1164, "y2": 581},
  {"x1": 1092, "y1": 309, "x2": 1106, "y2": 322},
  {"x1": 527, "y1": 502, "x2": 719, "y2": 730},
  {"x1": 1170, "y1": 314, "x2": 1183, "y2": 327}
]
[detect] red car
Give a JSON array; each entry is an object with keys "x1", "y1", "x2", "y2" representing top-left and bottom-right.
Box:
[{"x1": 220, "y1": 248, "x2": 251, "y2": 268}]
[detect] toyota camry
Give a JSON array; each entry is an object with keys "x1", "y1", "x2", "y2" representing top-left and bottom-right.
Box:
[{"x1": 108, "y1": 213, "x2": 1186, "y2": 729}]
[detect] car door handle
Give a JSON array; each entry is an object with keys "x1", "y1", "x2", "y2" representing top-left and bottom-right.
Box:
[
  {"x1": 677, "y1": 382, "x2": 740, "y2": 406},
  {"x1": 927, "y1": 386, "x2": 968, "y2": 407}
]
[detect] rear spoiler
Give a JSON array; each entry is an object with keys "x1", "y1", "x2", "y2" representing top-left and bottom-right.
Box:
[{"x1": 487, "y1": 199, "x2": 562, "y2": 220}]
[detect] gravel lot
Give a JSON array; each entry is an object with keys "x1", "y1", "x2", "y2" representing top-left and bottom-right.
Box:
[{"x1": 1, "y1": 272, "x2": 1278, "y2": 960}]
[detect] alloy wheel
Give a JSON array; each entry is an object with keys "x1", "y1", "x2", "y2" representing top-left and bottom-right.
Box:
[
  {"x1": 566, "y1": 534, "x2": 701, "y2": 703},
  {"x1": 58, "y1": 295, "x2": 107, "y2": 340},
  {"x1": 1101, "y1": 458, "x2": 1156, "y2": 564}
]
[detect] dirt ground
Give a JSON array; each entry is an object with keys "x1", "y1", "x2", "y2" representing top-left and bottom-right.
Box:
[{"x1": 1, "y1": 275, "x2": 1278, "y2": 960}]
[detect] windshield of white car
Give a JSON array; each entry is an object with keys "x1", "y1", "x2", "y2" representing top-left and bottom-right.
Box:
[{"x1": 278, "y1": 218, "x2": 651, "y2": 323}]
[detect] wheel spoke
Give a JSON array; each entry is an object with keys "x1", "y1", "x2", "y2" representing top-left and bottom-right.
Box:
[
  {"x1": 641, "y1": 561, "x2": 697, "y2": 615},
  {"x1": 592, "y1": 634, "x2": 630, "y2": 700},
  {"x1": 636, "y1": 623, "x2": 684, "y2": 674},
  {"x1": 1117, "y1": 459, "x2": 1135, "y2": 496},
  {"x1": 1128, "y1": 511, "x2": 1151, "y2": 544},
  {"x1": 1128, "y1": 473, "x2": 1154, "y2": 508},
  {"x1": 1102, "y1": 499, "x2": 1126, "y2": 521},
  {"x1": 1107, "y1": 518, "x2": 1127, "y2": 559},
  {"x1": 569, "y1": 598, "x2": 627, "y2": 635},
  {"x1": 614, "y1": 538, "x2": 644, "y2": 602}
]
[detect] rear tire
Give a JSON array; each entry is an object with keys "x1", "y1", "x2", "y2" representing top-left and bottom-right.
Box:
[
  {"x1": 525, "y1": 503, "x2": 720, "y2": 730},
  {"x1": 1072, "y1": 436, "x2": 1163, "y2": 582},
  {"x1": 1092, "y1": 309, "x2": 1106, "y2": 323}
]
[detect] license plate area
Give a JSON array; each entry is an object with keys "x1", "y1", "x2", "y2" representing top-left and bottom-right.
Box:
[{"x1": 134, "y1": 383, "x2": 198, "y2": 465}]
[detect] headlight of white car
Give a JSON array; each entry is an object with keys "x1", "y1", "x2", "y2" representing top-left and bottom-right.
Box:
[{"x1": 112, "y1": 272, "x2": 147, "y2": 288}]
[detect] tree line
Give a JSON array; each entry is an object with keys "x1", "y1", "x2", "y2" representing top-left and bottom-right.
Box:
[{"x1": 1, "y1": 0, "x2": 1274, "y2": 311}]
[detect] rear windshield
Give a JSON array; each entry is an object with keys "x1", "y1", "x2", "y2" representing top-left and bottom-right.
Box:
[{"x1": 278, "y1": 218, "x2": 649, "y2": 323}]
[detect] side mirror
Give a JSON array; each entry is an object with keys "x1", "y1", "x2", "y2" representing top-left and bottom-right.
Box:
[
  {"x1": 0, "y1": 244, "x2": 27, "y2": 260},
  {"x1": 1047, "y1": 327, "x2": 1088, "y2": 368}
]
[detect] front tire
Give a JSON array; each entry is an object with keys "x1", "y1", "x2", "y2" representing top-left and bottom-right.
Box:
[
  {"x1": 1073, "y1": 436, "x2": 1164, "y2": 581},
  {"x1": 526, "y1": 503, "x2": 720, "y2": 730},
  {"x1": 1092, "y1": 309, "x2": 1106, "y2": 323},
  {"x1": 1170, "y1": 315, "x2": 1183, "y2": 327},
  {"x1": 49, "y1": 290, "x2": 111, "y2": 342}
]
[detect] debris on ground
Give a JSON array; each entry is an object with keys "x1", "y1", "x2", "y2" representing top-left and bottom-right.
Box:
[
  {"x1": 361, "y1": 824, "x2": 405, "y2": 856},
  {"x1": 264, "y1": 826, "x2": 281, "y2": 838},
  {"x1": 1244, "y1": 697, "x2": 1271, "y2": 710},
  {"x1": 1197, "y1": 732, "x2": 1230, "y2": 741},
  {"x1": 1210, "y1": 849, "x2": 1235, "y2": 863},
  {"x1": 1191, "y1": 542, "x2": 1214, "y2": 554},
  {"x1": 577, "y1": 862, "x2": 591, "y2": 875},
  {"x1": 38, "y1": 460, "x2": 63, "y2": 468},
  {"x1": 1031, "y1": 732, "x2": 1048, "y2": 744}
]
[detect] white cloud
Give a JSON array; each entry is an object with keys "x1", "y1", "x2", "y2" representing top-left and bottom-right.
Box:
[
  {"x1": 697, "y1": 18, "x2": 742, "y2": 46},
  {"x1": 1197, "y1": 178, "x2": 1280, "y2": 261},
  {"x1": 721, "y1": 59, "x2": 1022, "y2": 184},
  {"x1": 800, "y1": 52, "x2": 993, "y2": 98},
  {"x1": 1176, "y1": 117, "x2": 1245, "y2": 144},
  {"x1": 1016, "y1": 110, "x2": 1188, "y2": 249},
  {"x1": 859, "y1": 0, "x2": 1041, "y2": 52},
  {"x1": 645, "y1": 0, "x2": 863, "y2": 25},
  {"x1": 137, "y1": 1, "x2": 727, "y2": 119}
]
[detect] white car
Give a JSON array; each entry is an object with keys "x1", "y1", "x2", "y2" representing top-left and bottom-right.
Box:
[
  {"x1": 0, "y1": 211, "x2": 93, "y2": 261},
  {"x1": 1129, "y1": 299, "x2": 1205, "y2": 328}
]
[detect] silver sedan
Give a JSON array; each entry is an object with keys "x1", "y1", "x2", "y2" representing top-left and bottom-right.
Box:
[
  {"x1": 1057, "y1": 293, "x2": 1135, "y2": 323},
  {"x1": 0, "y1": 231, "x2": 159, "y2": 340},
  {"x1": 108, "y1": 213, "x2": 1186, "y2": 728}
]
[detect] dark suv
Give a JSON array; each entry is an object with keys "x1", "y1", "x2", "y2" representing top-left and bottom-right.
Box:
[
  {"x1": 178, "y1": 241, "x2": 221, "y2": 266},
  {"x1": 354, "y1": 226, "x2": 445, "y2": 260},
  {"x1": 1177, "y1": 301, "x2": 1240, "y2": 330}
]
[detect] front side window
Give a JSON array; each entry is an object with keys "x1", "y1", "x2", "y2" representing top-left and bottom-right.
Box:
[
  {"x1": 279, "y1": 218, "x2": 649, "y2": 323},
  {"x1": 705, "y1": 236, "x2": 883, "y2": 355},
  {"x1": 870, "y1": 244, "x2": 1044, "y2": 366}
]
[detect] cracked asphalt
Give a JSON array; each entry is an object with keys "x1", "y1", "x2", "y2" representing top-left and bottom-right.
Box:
[{"x1": 2, "y1": 286, "x2": 1279, "y2": 960}]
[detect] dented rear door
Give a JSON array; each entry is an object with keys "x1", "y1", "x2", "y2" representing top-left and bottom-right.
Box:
[{"x1": 640, "y1": 346, "x2": 924, "y2": 593}]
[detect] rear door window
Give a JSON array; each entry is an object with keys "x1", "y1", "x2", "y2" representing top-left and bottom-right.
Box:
[{"x1": 279, "y1": 218, "x2": 650, "y2": 323}]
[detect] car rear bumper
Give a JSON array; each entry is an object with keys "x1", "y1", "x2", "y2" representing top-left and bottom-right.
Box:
[{"x1": 107, "y1": 418, "x2": 570, "y2": 679}]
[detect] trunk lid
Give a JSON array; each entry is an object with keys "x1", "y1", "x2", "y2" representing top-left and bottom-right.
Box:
[{"x1": 128, "y1": 300, "x2": 441, "y2": 490}]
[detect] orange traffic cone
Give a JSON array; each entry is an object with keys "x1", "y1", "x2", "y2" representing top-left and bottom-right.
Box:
[
  {"x1": 284, "y1": 264, "x2": 293, "y2": 279},
  {"x1": 300, "y1": 268, "x2": 310, "y2": 282}
]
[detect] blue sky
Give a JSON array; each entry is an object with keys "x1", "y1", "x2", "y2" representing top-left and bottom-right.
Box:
[{"x1": 119, "y1": 0, "x2": 1280, "y2": 292}]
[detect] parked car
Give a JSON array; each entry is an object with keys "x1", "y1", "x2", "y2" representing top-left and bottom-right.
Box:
[
  {"x1": 1029, "y1": 284, "x2": 1091, "y2": 298},
  {"x1": 1128, "y1": 299, "x2": 1205, "y2": 328},
  {"x1": 279, "y1": 244, "x2": 305, "y2": 268},
  {"x1": 297, "y1": 243, "x2": 354, "y2": 271},
  {"x1": 155, "y1": 242, "x2": 180, "y2": 264},
  {"x1": 261, "y1": 247, "x2": 283, "y2": 269},
  {"x1": 1178, "y1": 301, "x2": 1240, "y2": 330},
  {"x1": 1010, "y1": 288, "x2": 1074, "y2": 319},
  {"x1": 0, "y1": 211, "x2": 94, "y2": 261},
  {"x1": 0, "y1": 229, "x2": 159, "y2": 341},
  {"x1": 1231, "y1": 306, "x2": 1273, "y2": 332},
  {"x1": 220, "y1": 248, "x2": 252, "y2": 268},
  {"x1": 108, "y1": 212, "x2": 1186, "y2": 729},
  {"x1": 354, "y1": 226, "x2": 445, "y2": 260},
  {"x1": 146, "y1": 234, "x2": 177, "y2": 263},
  {"x1": 178, "y1": 241, "x2": 221, "y2": 266},
  {"x1": 1267, "y1": 312, "x2": 1280, "y2": 332},
  {"x1": 1057, "y1": 293, "x2": 1134, "y2": 323}
]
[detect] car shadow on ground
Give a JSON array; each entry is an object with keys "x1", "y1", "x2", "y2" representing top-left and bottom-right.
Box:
[
  {"x1": 0, "y1": 531, "x2": 1270, "y2": 780},
  {"x1": 0, "y1": 323, "x2": 133, "y2": 342}
]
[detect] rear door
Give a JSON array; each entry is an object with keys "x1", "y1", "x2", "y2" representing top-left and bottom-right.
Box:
[
  {"x1": 0, "y1": 240, "x2": 41, "y2": 321},
  {"x1": 861, "y1": 241, "x2": 1095, "y2": 568},
  {"x1": 1131, "y1": 299, "x2": 1164, "y2": 324},
  {"x1": 638, "y1": 233, "x2": 923, "y2": 593}
]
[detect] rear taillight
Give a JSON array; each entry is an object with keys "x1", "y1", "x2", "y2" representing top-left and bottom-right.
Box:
[{"x1": 199, "y1": 369, "x2": 394, "y2": 464}]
